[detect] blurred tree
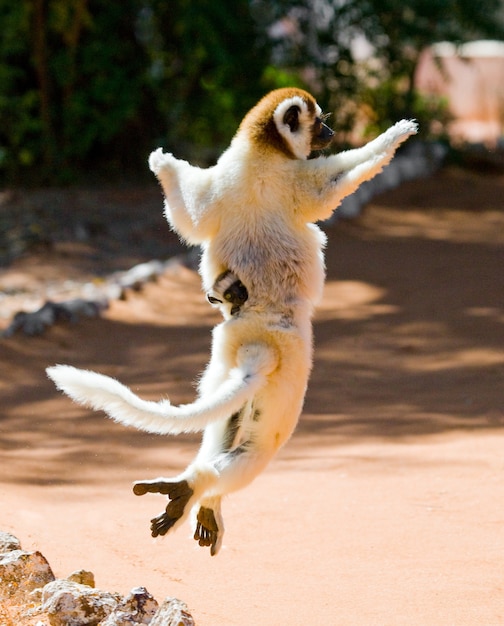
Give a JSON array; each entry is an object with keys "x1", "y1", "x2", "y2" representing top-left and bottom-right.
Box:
[
  {"x1": 360, "y1": 0, "x2": 504, "y2": 132},
  {"x1": 0, "y1": 0, "x2": 271, "y2": 184},
  {"x1": 0, "y1": 0, "x2": 149, "y2": 183},
  {"x1": 138, "y1": 0, "x2": 271, "y2": 163}
]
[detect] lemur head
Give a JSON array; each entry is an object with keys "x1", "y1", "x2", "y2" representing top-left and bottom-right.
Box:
[{"x1": 237, "y1": 88, "x2": 334, "y2": 160}]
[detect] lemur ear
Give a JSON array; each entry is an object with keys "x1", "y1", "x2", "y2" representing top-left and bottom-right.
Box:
[{"x1": 283, "y1": 105, "x2": 300, "y2": 132}]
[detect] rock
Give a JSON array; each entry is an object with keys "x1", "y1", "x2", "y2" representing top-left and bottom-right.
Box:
[
  {"x1": 2, "y1": 299, "x2": 107, "y2": 337},
  {"x1": 117, "y1": 260, "x2": 165, "y2": 292},
  {"x1": 1, "y1": 253, "x2": 193, "y2": 339},
  {"x1": 150, "y1": 597, "x2": 195, "y2": 626},
  {"x1": 0, "y1": 531, "x2": 195, "y2": 625},
  {"x1": 41, "y1": 579, "x2": 121, "y2": 626},
  {"x1": 0, "y1": 549, "x2": 55, "y2": 601},
  {"x1": 67, "y1": 569, "x2": 96, "y2": 587},
  {"x1": 100, "y1": 586, "x2": 159, "y2": 625},
  {"x1": 2, "y1": 302, "x2": 58, "y2": 337},
  {"x1": 0, "y1": 530, "x2": 22, "y2": 552}
]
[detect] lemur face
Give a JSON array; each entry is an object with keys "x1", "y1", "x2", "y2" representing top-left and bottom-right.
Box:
[
  {"x1": 238, "y1": 88, "x2": 334, "y2": 160},
  {"x1": 273, "y1": 96, "x2": 334, "y2": 159}
]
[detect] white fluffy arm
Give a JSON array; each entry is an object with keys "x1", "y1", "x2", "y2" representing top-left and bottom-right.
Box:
[
  {"x1": 297, "y1": 119, "x2": 418, "y2": 222},
  {"x1": 149, "y1": 148, "x2": 219, "y2": 244},
  {"x1": 326, "y1": 119, "x2": 418, "y2": 172}
]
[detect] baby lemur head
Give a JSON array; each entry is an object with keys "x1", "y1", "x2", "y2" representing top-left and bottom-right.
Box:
[
  {"x1": 237, "y1": 87, "x2": 334, "y2": 160},
  {"x1": 207, "y1": 270, "x2": 248, "y2": 317}
]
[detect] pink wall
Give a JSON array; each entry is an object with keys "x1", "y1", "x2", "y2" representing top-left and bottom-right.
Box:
[{"x1": 415, "y1": 41, "x2": 504, "y2": 145}]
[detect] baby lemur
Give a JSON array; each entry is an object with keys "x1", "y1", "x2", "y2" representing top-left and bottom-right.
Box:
[{"x1": 47, "y1": 88, "x2": 417, "y2": 555}]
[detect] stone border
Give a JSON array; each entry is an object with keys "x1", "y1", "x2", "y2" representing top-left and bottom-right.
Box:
[
  {"x1": 0, "y1": 531, "x2": 195, "y2": 625},
  {"x1": 1, "y1": 254, "x2": 198, "y2": 338}
]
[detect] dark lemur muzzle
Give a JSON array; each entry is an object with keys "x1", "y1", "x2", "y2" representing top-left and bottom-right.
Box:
[{"x1": 312, "y1": 122, "x2": 334, "y2": 150}]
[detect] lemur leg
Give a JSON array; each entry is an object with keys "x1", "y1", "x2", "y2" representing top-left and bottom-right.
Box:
[
  {"x1": 134, "y1": 340, "x2": 276, "y2": 546},
  {"x1": 213, "y1": 445, "x2": 273, "y2": 495},
  {"x1": 134, "y1": 439, "x2": 275, "y2": 550},
  {"x1": 188, "y1": 411, "x2": 244, "y2": 555},
  {"x1": 191, "y1": 442, "x2": 275, "y2": 554}
]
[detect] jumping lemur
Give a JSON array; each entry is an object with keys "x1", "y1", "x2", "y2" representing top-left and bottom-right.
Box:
[{"x1": 47, "y1": 88, "x2": 417, "y2": 555}]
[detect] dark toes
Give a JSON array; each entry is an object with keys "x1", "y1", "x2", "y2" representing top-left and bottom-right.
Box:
[
  {"x1": 150, "y1": 512, "x2": 177, "y2": 537},
  {"x1": 194, "y1": 522, "x2": 214, "y2": 547}
]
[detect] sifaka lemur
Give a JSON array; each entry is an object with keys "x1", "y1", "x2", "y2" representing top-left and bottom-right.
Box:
[{"x1": 47, "y1": 88, "x2": 417, "y2": 555}]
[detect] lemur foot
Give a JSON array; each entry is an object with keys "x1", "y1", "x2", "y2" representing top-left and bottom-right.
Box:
[
  {"x1": 194, "y1": 506, "x2": 220, "y2": 556},
  {"x1": 133, "y1": 478, "x2": 194, "y2": 538}
]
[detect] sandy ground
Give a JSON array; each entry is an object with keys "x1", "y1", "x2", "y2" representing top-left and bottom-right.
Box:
[{"x1": 1, "y1": 167, "x2": 504, "y2": 625}]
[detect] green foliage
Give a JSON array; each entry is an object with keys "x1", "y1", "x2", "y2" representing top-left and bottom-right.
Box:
[
  {"x1": 0, "y1": 0, "x2": 150, "y2": 184},
  {"x1": 0, "y1": 0, "x2": 272, "y2": 184},
  {"x1": 139, "y1": 0, "x2": 272, "y2": 162}
]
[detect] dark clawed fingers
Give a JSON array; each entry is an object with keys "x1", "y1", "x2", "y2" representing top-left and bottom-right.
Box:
[
  {"x1": 150, "y1": 511, "x2": 177, "y2": 537},
  {"x1": 133, "y1": 478, "x2": 195, "y2": 538}
]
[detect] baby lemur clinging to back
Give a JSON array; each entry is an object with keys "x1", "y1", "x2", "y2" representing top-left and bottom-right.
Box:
[{"x1": 47, "y1": 88, "x2": 417, "y2": 555}]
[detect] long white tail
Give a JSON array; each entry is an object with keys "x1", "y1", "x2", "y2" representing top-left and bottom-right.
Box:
[{"x1": 46, "y1": 360, "x2": 268, "y2": 435}]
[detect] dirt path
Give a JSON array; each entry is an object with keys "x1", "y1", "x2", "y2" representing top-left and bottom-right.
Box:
[{"x1": 1, "y1": 168, "x2": 504, "y2": 625}]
